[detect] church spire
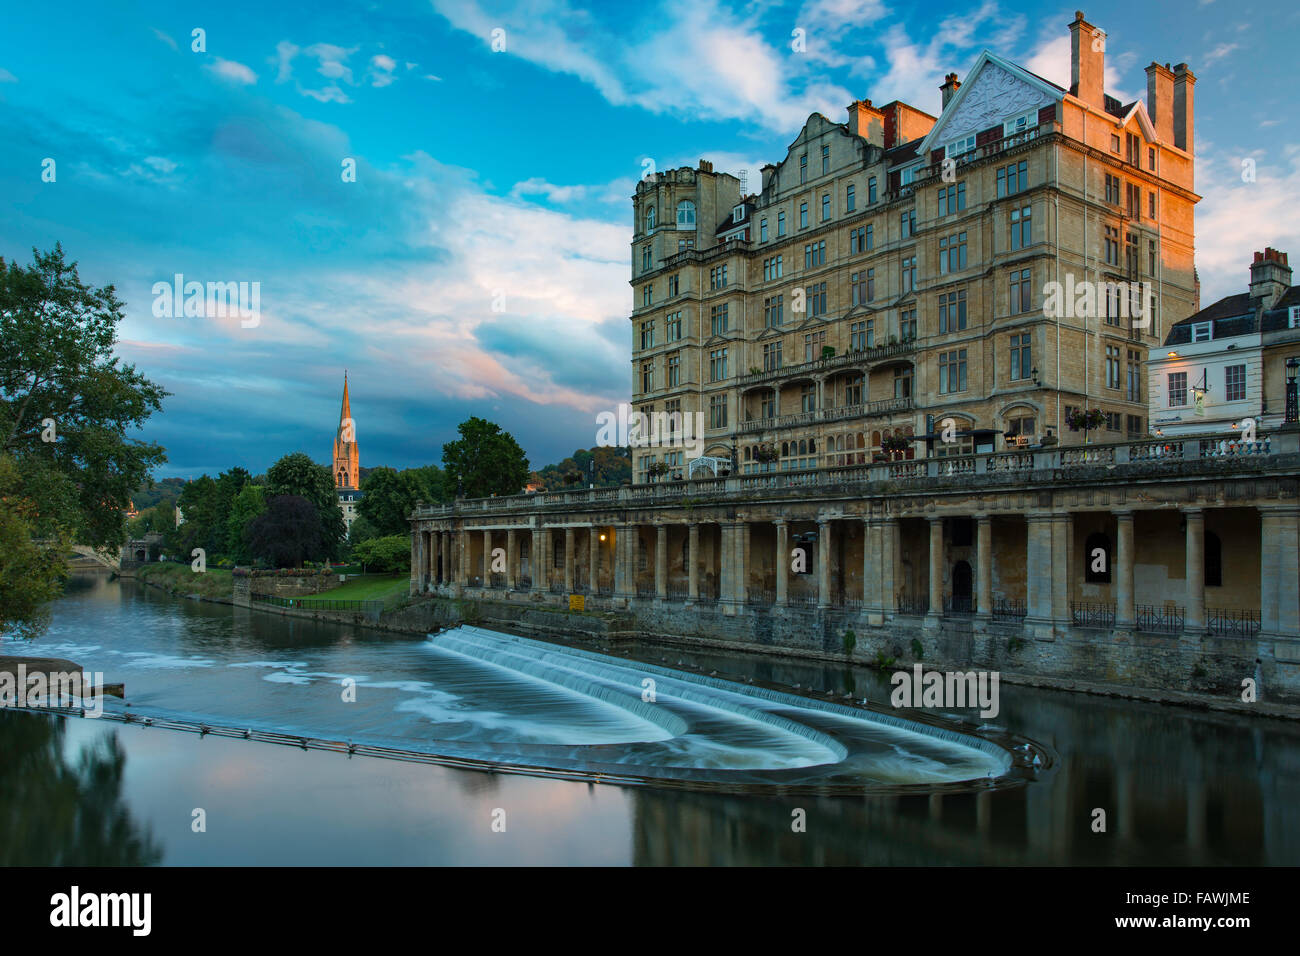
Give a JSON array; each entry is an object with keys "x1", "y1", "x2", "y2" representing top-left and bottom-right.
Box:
[{"x1": 332, "y1": 373, "x2": 360, "y2": 490}]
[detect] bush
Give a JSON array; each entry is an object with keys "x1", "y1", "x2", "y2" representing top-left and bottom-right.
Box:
[
  {"x1": 842, "y1": 630, "x2": 857, "y2": 655},
  {"x1": 910, "y1": 637, "x2": 924, "y2": 660}
]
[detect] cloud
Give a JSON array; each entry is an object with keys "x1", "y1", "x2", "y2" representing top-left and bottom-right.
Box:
[
  {"x1": 301, "y1": 85, "x2": 351, "y2": 104},
  {"x1": 0, "y1": 67, "x2": 16, "y2": 83},
  {"x1": 369, "y1": 54, "x2": 397, "y2": 87},
  {"x1": 273, "y1": 41, "x2": 299, "y2": 83},
  {"x1": 207, "y1": 58, "x2": 258, "y2": 85},
  {"x1": 151, "y1": 28, "x2": 179, "y2": 51},
  {"x1": 1202, "y1": 42, "x2": 1238, "y2": 66}
]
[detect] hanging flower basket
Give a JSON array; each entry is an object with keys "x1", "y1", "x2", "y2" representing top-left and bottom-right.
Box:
[
  {"x1": 647, "y1": 461, "x2": 670, "y2": 480},
  {"x1": 1064, "y1": 407, "x2": 1106, "y2": 432},
  {"x1": 754, "y1": 442, "x2": 780, "y2": 464},
  {"x1": 881, "y1": 434, "x2": 910, "y2": 453}
]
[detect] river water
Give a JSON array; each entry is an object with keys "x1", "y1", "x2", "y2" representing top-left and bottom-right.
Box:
[{"x1": 2, "y1": 572, "x2": 1297, "y2": 865}]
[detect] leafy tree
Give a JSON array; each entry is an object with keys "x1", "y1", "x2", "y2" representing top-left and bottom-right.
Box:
[
  {"x1": 243, "y1": 495, "x2": 324, "y2": 568},
  {"x1": 535, "y1": 446, "x2": 632, "y2": 490},
  {"x1": 265, "y1": 452, "x2": 345, "y2": 559},
  {"x1": 225, "y1": 484, "x2": 266, "y2": 564},
  {"x1": 442, "y1": 417, "x2": 529, "y2": 499},
  {"x1": 0, "y1": 244, "x2": 167, "y2": 549},
  {"x1": 0, "y1": 456, "x2": 69, "y2": 639},
  {"x1": 126, "y1": 503, "x2": 175, "y2": 538},
  {"x1": 358, "y1": 465, "x2": 448, "y2": 536},
  {"x1": 346, "y1": 513, "x2": 382, "y2": 547},
  {"x1": 351, "y1": 534, "x2": 411, "y2": 574}
]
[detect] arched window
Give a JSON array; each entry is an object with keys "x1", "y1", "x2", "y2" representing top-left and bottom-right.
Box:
[
  {"x1": 1084, "y1": 532, "x2": 1112, "y2": 584},
  {"x1": 798, "y1": 439, "x2": 807, "y2": 455},
  {"x1": 1205, "y1": 531, "x2": 1222, "y2": 587},
  {"x1": 781, "y1": 441, "x2": 789, "y2": 456},
  {"x1": 645, "y1": 206, "x2": 656, "y2": 230},
  {"x1": 809, "y1": 437, "x2": 816, "y2": 453},
  {"x1": 744, "y1": 446, "x2": 751, "y2": 461},
  {"x1": 676, "y1": 200, "x2": 696, "y2": 227}
]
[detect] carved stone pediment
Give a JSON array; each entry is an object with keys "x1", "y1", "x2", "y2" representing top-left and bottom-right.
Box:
[{"x1": 937, "y1": 61, "x2": 1055, "y2": 145}]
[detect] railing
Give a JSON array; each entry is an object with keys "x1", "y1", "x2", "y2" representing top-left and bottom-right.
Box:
[
  {"x1": 991, "y1": 597, "x2": 1027, "y2": 621},
  {"x1": 488, "y1": 573, "x2": 506, "y2": 589},
  {"x1": 250, "y1": 593, "x2": 384, "y2": 615},
  {"x1": 666, "y1": 586, "x2": 689, "y2": 600},
  {"x1": 1071, "y1": 601, "x2": 1116, "y2": 629},
  {"x1": 747, "y1": 588, "x2": 776, "y2": 606},
  {"x1": 548, "y1": 580, "x2": 564, "y2": 594},
  {"x1": 897, "y1": 595, "x2": 929, "y2": 616},
  {"x1": 738, "y1": 397, "x2": 915, "y2": 434},
  {"x1": 787, "y1": 592, "x2": 818, "y2": 606},
  {"x1": 734, "y1": 340, "x2": 917, "y2": 390},
  {"x1": 1136, "y1": 603, "x2": 1184, "y2": 634},
  {"x1": 1206, "y1": 607, "x2": 1262, "y2": 638},
  {"x1": 945, "y1": 596, "x2": 975, "y2": 616},
  {"x1": 1199, "y1": 437, "x2": 1271, "y2": 459},
  {"x1": 517, "y1": 575, "x2": 532, "y2": 589},
  {"x1": 635, "y1": 584, "x2": 655, "y2": 597}
]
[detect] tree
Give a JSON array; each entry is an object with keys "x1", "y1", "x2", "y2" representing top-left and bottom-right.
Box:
[
  {"x1": 0, "y1": 456, "x2": 69, "y2": 639},
  {"x1": 442, "y1": 417, "x2": 529, "y2": 499},
  {"x1": 224, "y1": 484, "x2": 266, "y2": 564},
  {"x1": 1, "y1": 244, "x2": 168, "y2": 550},
  {"x1": 265, "y1": 452, "x2": 346, "y2": 559},
  {"x1": 351, "y1": 534, "x2": 411, "y2": 574},
  {"x1": 358, "y1": 465, "x2": 449, "y2": 537},
  {"x1": 243, "y1": 495, "x2": 324, "y2": 568},
  {"x1": 346, "y1": 513, "x2": 382, "y2": 547}
]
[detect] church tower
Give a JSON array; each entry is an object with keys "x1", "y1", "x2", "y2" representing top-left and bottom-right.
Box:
[{"x1": 332, "y1": 374, "x2": 360, "y2": 490}]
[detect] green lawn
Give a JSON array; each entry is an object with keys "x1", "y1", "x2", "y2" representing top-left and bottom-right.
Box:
[{"x1": 316, "y1": 574, "x2": 408, "y2": 602}]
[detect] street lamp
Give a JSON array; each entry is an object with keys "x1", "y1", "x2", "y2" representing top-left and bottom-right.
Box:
[{"x1": 1286, "y1": 356, "x2": 1299, "y2": 424}]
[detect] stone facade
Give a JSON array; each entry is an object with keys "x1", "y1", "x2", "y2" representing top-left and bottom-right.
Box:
[{"x1": 626, "y1": 11, "x2": 1196, "y2": 483}]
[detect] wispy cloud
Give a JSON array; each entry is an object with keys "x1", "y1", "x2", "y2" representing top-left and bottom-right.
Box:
[{"x1": 207, "y1": 58, "x2": 258, "y2": 85}]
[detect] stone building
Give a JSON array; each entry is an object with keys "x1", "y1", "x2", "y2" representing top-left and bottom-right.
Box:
[
  {"x1": 331, "y1": 373, "x2": 363, "y2": 533},
  {"x1": 627, "y1": 11, "x2": 1196, "y2": 482},
  {"x1": 1148, "y1": 247, "x2": 1300, "y2": 438}
]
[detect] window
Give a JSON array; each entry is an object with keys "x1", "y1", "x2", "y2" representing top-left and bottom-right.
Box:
[
  {"x1": 803, "y1": 330, "x2": 826, "y2": 362},
  {"x1": 640, "y1": 361, "x2": 654, "y2": 393},
  {"x1": 710, "y1": 303, "x2": 729, "y2": 335},
  {"x1": 764, "y1": 294, "x2": 784, "y2": 328},
  {"x1": 666, "y1": 353, "x2": 680, "y2": 387},
  {"x1": 901, "y1": 256, "x2": 916, "y2": 293},
  {"x1": 708, "y1": 348, "x2": 728, "y2": 381},
  {"x1": 763, "y1": 255, "x2": 783, "y2": 281},
  {"x1": 849, "y1": 226, "x2": 868, "y2": 253},
  {"x1": 709, "y1": 265, "x2": 728, "y2": 290},
  {"x1": 1126, "y1": 349, "x2": 1141, "y2": 401},
  {"x1": 866, "y1": 267, "x2": 875, "y2": 300},
  {"x1": 850, "y1": 320, "x2": 872, "y2": 351},
  {"x1": 1110, "y1": 133, "x2": 1121, "y2": 153},
  {"x1": 1149, "y1": 239, "x2": 1157, "y2": 276},
  {"x1": 1124, "y1": 231, "x2": 1139, "y2": 278},
  {"x1": 800, "y1": 154, "x2": 807, "y2": 184},
  {"x1": 1126, "y1": 182, "x2": 1141, "y2": 220},
  {"x1": 645, "y1": 206, "x2": 656, "y2": 230},
  {"x1": 938, "y1": 290, "x2": 967, "y2": 332},
  {"x1": 822, "y1": 194, "x2": 831, "y2": 221},
  {"x1": 762, "y1": 341, "x2": 782, "y2": 371},
  {"x1": 777, "y1": 211, "x2": 786, "y2": 236},
  {"x1": 805, "y1": 281, "x2": 827, "y2": 317},
  {"x1": 1126, "y1": 132, "x2": 1140, "y2": 166},
  {"x1": 868, "y1": 176, "x2": 877, "y2": 203},
  {"x1": 664, "y1": 275, "x2": 677, "y2": 298},
  {"x1": 676, "y1": 201, "x2": 695, "y2": 228},
  {"x1": 947, "y1": 134, "x2": 976, "y2": 158},
  {"x1": 760, "y1": 218, "x2": 768, "y2": 242},
  {"x1": 761, "y1": 392, "x2": 776, "y2": 419},
  {"x1": 845, "y1": 373, "x2": 864, "y2": 405},
  {"x1": 899, "y1": 308, "x2": 916, "y2": 340},
  {"x1": 937, "y1": 183, "x2": 966, "y2": 216},
  {"x1": 804, "y1": 241, "x2": 825, "y2": 268},
  {"x1": 851, "y1": 270, "x2": 870, "y2": 305},
  {"x1": 639, "y1": 319, "x2": 655, "y2": 350},
  {"x1": 1084, "y1": 533, "x2": 1112, "y2": 584},
  {"x1": 709, "y1": 394, "x2": 727, "y2": 428},
  {"x1": 1191, "y1": 322, "x2": 1212, "y2": 342},
  {"x1": 1106, "y1": 411, "x2": 1122, "y2": 431},
  {"x1": 1225, "y1": 364, "x2": 1246, "y2": 402},
  {"x1": 1127, "y1": 414, "x2": 1144, "y2": 437},
  {"x1": 894, "y1": 366, "x2": 912, "y2": 399},
  {"x1": 846, "y1": 184, "x2": 855, "y2": 212},
  {"x1": 1006, "y1": 414, "x2": 1036, "y2": 440},
  {"x1": 1168, "y1": 371, "x2": 1187, "y2": 407},
  {"x1": 731, "y1": 205, "x2": 744, "y2": 224},
  {"x1": 940, "y1": 231, "x2": 968, "y2": 272},
  {"x1": 1009, "y1": 206, "x2": 1031, "y2": 249},
  {"x1": 822, "y1": 144, "x2": 830, "y2": 175},
  {"x1": 1105, "y1": 173, "x2": 1121, "y2": 205},
  {"x1": 1106, "y1": 345, "x2": 1121, "y2": 389},
  {"x1": 900, "y1": 209, "x2": 915, "y2": 238},
  {"x1": 997, "y1": 160, "x2": 1027, "y2": 198},
  {"x1": 799, "y1": 203, "x2": 808, "y2": 229},
  {"x1": 642, "y1": 246, "x2": 653, "y2": 273},
  {"x1": 1010, "y1": 268, "x2": 1032, "y2": 314},
  {"x1": 1010, "y1": 333, "x2": 1032, "y2": 381},
  {"x1": 1148, "y1": 191, "x2": 1157, "y2": 220},
  {"x1": 1148, "y1": 146, "x2": 1156, "y2": 171},
  {"x1": 642, "y1": 284, "x2": 652, "y2": 307},
  {"x1": 939, "y1": 349, "x2": 968, "y2": 393},
  {"x1": 1291, "y1": 305, "x2": 1300, "y2": 329},
  {"x1": 666, "y1": 311, "x2": 682, "y2": 342},
  {"x1": 1104, "y1": 225, "x2": 1120, "y2": 266},
  {"x1": 678, "y1": 238, "x2": 694, "y2": 252},
  {"x1": 1005, "y1": 111, "x2": 1035, "y2": 136},
  {"x1": 800, "y1": 383, "x2": 816, "y2": 412}
]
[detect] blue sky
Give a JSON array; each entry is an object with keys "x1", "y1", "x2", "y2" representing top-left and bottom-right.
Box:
[{"x1": 2, "y1": 0, "x2": 1296, "y2": 478}]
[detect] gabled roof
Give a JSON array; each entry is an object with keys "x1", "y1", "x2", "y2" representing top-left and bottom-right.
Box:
[
  {"x1": 1163, "y1": 286, "x2": 1300, "y2": 344},
  {"x1": 918, "y1": 50, "x2": 1063, "y2": 156}
]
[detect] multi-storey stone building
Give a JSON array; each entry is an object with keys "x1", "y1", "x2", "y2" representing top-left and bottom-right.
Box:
[{"x1": 628, "y1": 11, "x2": 1197, "y2": 482}]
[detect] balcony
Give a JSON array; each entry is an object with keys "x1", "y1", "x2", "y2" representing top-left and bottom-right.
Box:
[
  {"x1": 736, "y1": 339, "x2": 917, "y2": 390},
  {"x1": 738, "y1": 396, "x2": 915, "y2": 434}
]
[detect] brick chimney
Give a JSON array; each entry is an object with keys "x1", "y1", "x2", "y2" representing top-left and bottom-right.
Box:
[
  {"x1": 940, "y1": 72, "x2": 961, "y2": 109},
  {"x1": 1068, "y1": 11, "x2": 1105, "y2": 111},
  {"x1": 1144, "y1": 62, "x2": 1175, "y2": 144},
  {"x1": 1172, "y1": 63, "x2": 1196, "y2": 153},
  {"x1": 847, "y1": 98, "x2": 884, "y2": 148},
  {"x1": 1250, "y1": 248, "x2": 1292, "y2": 311},
  {"x1": 697, "y1": 159, "x2": 714, "y2": 173}
]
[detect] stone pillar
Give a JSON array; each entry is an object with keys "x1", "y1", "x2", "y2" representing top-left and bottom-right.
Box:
[
  {"x1": 1025, "y1": 515, "x2": 1053, "y2": 625},
  {"x1": 1051, "y1": 514, "x2": 1070, "y2": 625},
  {"x1": 775, "y1": 519, "x2": 789, "y2": 607},
  {"x1": 1115, "y1": 510, "x2": 1135, "y2": 629},
  {"x1": 589, "y1": 525, "x2": 600, "y2": 593},
  {"x1": 976, "y1": 515, "x2": 992, "y2": 618},
  {"x1": 733, "y1": 520, "x2": 749, "y2": 605},
  {"x1": 410, "y1": 529, "x2": 421, "y2": 595},
  {"x1": 564, "y1": 527, "x2": 575, "y2": 593},
  {"x1": 926, "y1": 517, "x2": 944, "y2": 623},
  {"x1": 531, "y1": 528, "x2": 544, "y2": 592},
  {"x1": 1260, "y1": 505, "x2": 1300, "y2": 640},
  {"x1": 614, "y1": 524, "x2": 631, "y2": 597},
  {"x1": 655, "y1": 525, "x2": 667, "y2": 599},
  {"x1": 1183, "y1": 507, "x2": 1205, "y2": 633},
  {"x1": 688, "y1": 523, "x2": 700, "y2": 602},
  {"x1": 817, "y1": 517, "x2": 832, "y2": 608},
  {"x1": 881, "y1": 518, "x2": 899, "y2": 615},
  {"x1": 482, "y1": 529, "x2": 492, "y2": 586},
  {"x1": 542, "y1": 527, "x2": 553, "y2": 592},
  {"x1": 505, "y1": 529, "x2": 517, "y2": 590}
]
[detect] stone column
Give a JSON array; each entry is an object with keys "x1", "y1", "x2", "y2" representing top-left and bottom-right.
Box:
[
  {"x1": 1025, "y1": 515, "x2": 1053, "y2": 625},
  {"x1": 589, "y1": 525, "x2": 600, "y2": 593},
  {"x1": 927, "y1": 516, "x2": 943, "y2": 622},
  {"x1": 1260, "y1": 505, "x2": 1300, "y2": 640},
  {"x1": 482, "y1": 530, "x2": 492, "y2": 586},
  {"x1": 881, "y1": 518, "x2": 899, "y2": 615},
  {"x1": 1051, "y1": 514, "x2": 1070, "y2": 625},
  {"x1": 976, "y1": 515, "x2": 992, "y2": 618},
  {"x1": 688, "y1": 523, "x2": 700, "y2": 602},
  {"x1": 614, "y1": 524, "x2": 631, "y2": 597},
  {"x1": 542, "y1": 527, "x2": 554, "y2": 592},
  {"x1": 409, "y1": 529, "x2": 421, "y2": 595},
  {"x1": 531, "y1": 528, "x2": 544, "y2": 592},
  {"x1": 655, "y1": 525, "x2": 667, "y2": 599},
  {"x1": 775, "y1": 519, "x2": 789, "y2": 607},
  {"x1": 1183, "y1": 507, "x2": 1205, "y2": 633},
  {"x1": 1115, "y1": 510, "x2": 1135, "y2": 629},
  {"x1": 505, "y1": 529, "x2": 517, "y2": 590},
  {"x1": 733, "y1": 520, "x2": 749, "y2": 605},
  {"x1": 564, "y1": 527, "x2": 575, "y2": 593},
  {"x1": 817, "y1": 517, "x2": 832, "y2": 608}
]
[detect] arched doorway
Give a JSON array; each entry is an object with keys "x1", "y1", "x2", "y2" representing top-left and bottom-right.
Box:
[{"x1": 952, "y1": 560, "x2": 973, "y2": 613}]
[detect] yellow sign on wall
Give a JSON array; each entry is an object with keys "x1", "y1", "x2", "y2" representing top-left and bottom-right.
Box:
[{"x1": 569, "y1": 594, "x2": 585, "y2": 612}]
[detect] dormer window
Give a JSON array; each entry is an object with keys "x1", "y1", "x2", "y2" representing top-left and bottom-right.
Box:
[
  {"x1": 1004, "y1": 112, "x2": 1034, "y2": 136},
  {"x1": 732, "y1": 205, "x2": 744, "y2": 223},
  {"x1": 946, "y1": 135, "x2": 976, "y2": 159},
  {"x1": 1191, "y1": 322, "x2": 1212, "y2": 342},
  {"x1": 1289, "y1": 305, "x2": 1300, "y2": 328}
]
